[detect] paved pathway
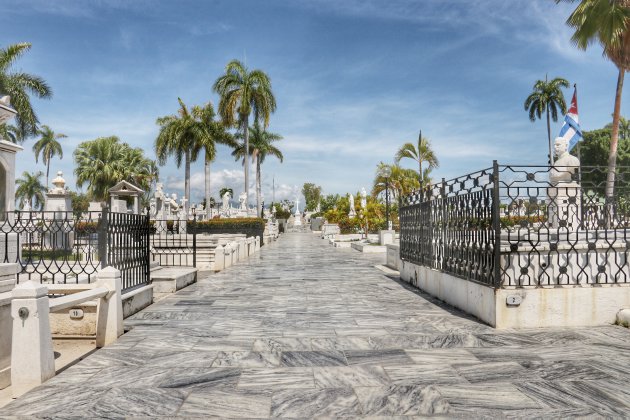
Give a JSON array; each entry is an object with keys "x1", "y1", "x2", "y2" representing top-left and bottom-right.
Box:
[{"x1": 2, "y1": 232, "x2": 630, "y2": 418}]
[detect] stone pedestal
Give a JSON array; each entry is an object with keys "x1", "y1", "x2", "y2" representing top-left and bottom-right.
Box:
[
  {"x1": 11, "y1": 281, "x2": 55, "y2": 397},
  {"x1": 379, "y1": 230, "x2": 395, "y2": 246},
  {"x1": 547, "y1": 182, "x2": 581, "y2": 230}
]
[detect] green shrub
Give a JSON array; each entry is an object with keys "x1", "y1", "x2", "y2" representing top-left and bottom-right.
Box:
[{"x1": 194, "y1": 218, "x2": 265, "y2": 230}]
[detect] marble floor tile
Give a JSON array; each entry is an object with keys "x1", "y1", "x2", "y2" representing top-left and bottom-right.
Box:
[
  {"x1": 252, "y1": 337, "x2": 312, "y2": 352},
  {"x1": 314, "y1": 365, "x2": 390, "y2": 388},
  {"x1": 436, "y1": 383, "x2": 541, "y2": 411},
  {"x1": 270, "y1": 388, "x2": 361, "y2": 418},
  {"x1": 354, "y1": 384, "x2": 450, "y2": 416},
  {"x1": 178, "y1": 388, "x2": 271, "y2": 418},
  {"x1": 193, "y1": 338, "x2": 254, "y2": 351},
  {"x1": 87, "y1": 387, "x2": 188, "y2": 418},
  {"x1": 454, "y1": 361, "x2": 539, "y2": 383},
  {"x1": 280, "y1": 350, "x2": 348, "y2": 367},
  {"x1": 384, "y1": 364, "x2": 468, "y2": 385},
  {"x1": 158, "y1": 367, "x2": 241, "y2": 389},
  {"x1": 518, "y1": 360, "x2": 614, "y2": 381},
  {"x1": 148, "y1": 350, "x2": 218, "y2": 367},
  {"x1": 212, "y1": 351, "x2": 280, "y2": 367},
  {"x1": 344, "y1": 349, "x2": 414, "y2": 366},
  {"x1": 239, "y1": 368, "x2": 315, "y2": 389},
  {"x1": 405, "y1": 348, "x2": 480, "y2": 365}
]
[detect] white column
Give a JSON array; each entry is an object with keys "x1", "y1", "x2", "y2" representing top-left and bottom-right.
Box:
[
  {"x1": 95, "y1": 267, "x2": 123, "y2": 348},
  {"x1": 11, "y1": 281, "x2": 55, "y2": 398},
  {"x1": 213, "y1": 245, "x2": 224, "y2": 271}
]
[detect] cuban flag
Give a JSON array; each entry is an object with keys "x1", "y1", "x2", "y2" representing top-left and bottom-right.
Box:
[{"x1": 559, "y1": 86, "x2": 583, "y2": 151}]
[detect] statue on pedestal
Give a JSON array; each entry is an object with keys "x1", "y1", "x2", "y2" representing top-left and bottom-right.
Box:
[
  {"x1": 548, "y1": 137, "x2": 581, "y2": 230},
  {"x1": 239, "y1": 192, "x2": 247, "y2": 211},
  {"x1": 360, "y1": 188, "x2": 367, "y2": 210},
  {"x1": 348, "y1": 194, "x2": 356, "y2": 219}
]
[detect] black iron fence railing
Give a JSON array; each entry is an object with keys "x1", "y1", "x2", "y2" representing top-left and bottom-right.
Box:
[
  {"x1": 399, "y1": 162, "x2": 630, "y2": 288},
  {"x1": 0, "y1": 208, "x2": 150, "y2": 292},
  {"x1": 150, "y1": 219, "x2": 197, "y2": 267}
]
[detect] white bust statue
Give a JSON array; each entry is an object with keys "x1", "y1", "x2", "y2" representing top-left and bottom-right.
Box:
[{"x1": 550, "y1": 137, "x2": 580, "y2": 185}]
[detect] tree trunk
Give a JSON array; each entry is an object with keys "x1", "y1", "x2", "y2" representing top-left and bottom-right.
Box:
[
  {"x1": 243, "y1": 117, "x2": 250, "y2": 209},
  {"x1": 256, "y1": 154, "x2": 262, "y2": 218},
  {"x1": 546, "y1": 107, "x2": 553, "y2": 165},
  {"x1": 184, "y1": 149, "x2": 191, "y2": 214},
  {"x1": 419, "y1": 161, "x2": 423, "y2": 189},
  {"x1": 605, "y1": 68, "x2": 625, "y2": 224},
  {"x1": 46, "y1": 155, "x2": 50, "y2": 188},
  {"x1": 205, "y1": 155, "x2": 211, "y2": 219}
]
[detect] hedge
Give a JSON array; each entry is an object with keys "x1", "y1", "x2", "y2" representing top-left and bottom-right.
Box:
[{"x1": 189, "y1": 218, "x2": 266, "y2": 242}]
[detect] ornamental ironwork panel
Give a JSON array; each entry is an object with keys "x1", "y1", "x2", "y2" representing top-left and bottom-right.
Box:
[{"x1": 400, "y1": 166, "x2": 497, "y2": 286}]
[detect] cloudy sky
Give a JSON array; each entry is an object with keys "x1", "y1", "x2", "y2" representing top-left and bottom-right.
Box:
[{"x1": 0, "y1": 0, "x2": 624, "y2": 204}]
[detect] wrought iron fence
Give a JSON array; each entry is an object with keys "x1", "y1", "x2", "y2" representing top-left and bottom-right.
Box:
[
  {"x1": 149, "y1": 219, "x2": 196, "y2": 267},
  {"x1": 104, "y1": 208, "x2": 151, "y2": 291},
  {"x1": 399, "y1": 162, "x2": 630, "y2": 288},
  {"x1": 0, "y1": 208, "x2": 150, "y2": 292}
]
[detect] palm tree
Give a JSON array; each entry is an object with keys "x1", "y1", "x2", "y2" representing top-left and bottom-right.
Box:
[
  {"x1": 0, "y1": 124, "x2": 21, "y2": 143},
  {"x1": 219, "y1": 187, "x2": 233, "y2": 200},
  {"x1": 372, "y1": 163, "x2": 421, "y2": 200},
  {"x1": 232, "y1": 123, "x2": 283, "y2": 217},
  {"x1": 189, "y1": 102, "x2": 235, "y2": 216},
  {"x1": 0, "y1": 43, "x2": 52, "y2": 139},
  {"x1": 394, "y1": 133, "x2": 439, "y2": 188},
  {"x1": 32, "y1": 125, "x2": 65, "y2": 187},
  {"x1": 524, "y1": 76, "x2": 570, "y2": 164},
  {"x1": 605, "y1": 115, "x2": 630, "y2": 140},
  {"x1": 213, "y1": 60, "x2": 276, "y2": 209},
  {"x1": 74, "y1": 136, "x2": 156, "y2": 201},
  {"x1": 15, "y1": 171, "x2": 46, "y2": 210},
  {"x1": 557, "y1": 0, "x2": 630, "y2": 198}
]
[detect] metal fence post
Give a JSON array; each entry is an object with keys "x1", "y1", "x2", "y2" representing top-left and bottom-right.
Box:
[
  {"x1": 440, "y1": 178, "x2": 446, "y2": 270},
  {"x1": 192, "y1": 219, "x2": 197, "y2": 268},
  {"x1": 98, "y1": 205, "x2": 109, "y2": 269},
  {"x1": 145, "y1": 213, "x2": 151, "y2": 284},
  {"x1": 491, "y1": 161, "x2": 501, "y2": 288}
]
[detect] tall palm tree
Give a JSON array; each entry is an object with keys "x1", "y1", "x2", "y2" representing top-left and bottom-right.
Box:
[
  {"x1": 74, "y1": 136, "x2": 156, "y2": 201},
  {"x1": 605, "y1": 115, "x2": 630, "y2": 140},
  {"x1": 0, "y1": 43, "x2": 52, "y2": 139},
  {"x1": 232, "y1": 123, "x2": 283, "y2": 217},
  {"x1": 557, "y1": 0, "x2": 630, "y2": 198},
  {"x1": 213, "y1": 59, "x2": 276, "y2": 209},
  {"x1": 32, "y1": 125, "x2": 65, "y2": 187},
  {"x1": 189, "y1": 102, "x2": 235, "y2": 215},
  {"x1": 155, "y1": 98, "x2": 201, "y2": 213},
  {"x1": 15, "y1": 171, "x2": 46, "y2": 210},
  {"x1": 394, "y1": 133, "x2": 439, "y2": 188},
  {"x1": 524, "y1": 76, "x2": 570, "y2": 164}
]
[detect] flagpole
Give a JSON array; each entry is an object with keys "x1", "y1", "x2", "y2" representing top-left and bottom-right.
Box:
[{"x1": 574, "y1": 83, "x2": 584, "y2": 227}]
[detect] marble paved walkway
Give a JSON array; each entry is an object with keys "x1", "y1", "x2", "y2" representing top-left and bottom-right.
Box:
[{"x1": 2, "y1": 232, "x2": 630, "y2": 418}]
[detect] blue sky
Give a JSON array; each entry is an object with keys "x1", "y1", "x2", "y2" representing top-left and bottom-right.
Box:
[{"x1": 0, "y1": 0, "x2": 624, "y2": 204}]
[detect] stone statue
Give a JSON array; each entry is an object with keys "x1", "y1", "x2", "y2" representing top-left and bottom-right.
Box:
[
  {"x1": 166, "y1": 193, "x2": 180, "y2": 215},
  {"x1": 348, "y1": 194, "x2": 356, "y2": 219},
  {"x1": 239, "y1": 192, "x2": 247, "y2": 210},
  {"x1": 222, "y1": 191, "x2": 231, "y2": 211},
  {"x1": 548, "y1": 137, "x2": 581, "y2": 230},
  {"x1": 360, "y1": 188, "x2": 367, "y2": 210},
  {"x1": 316, "y1": 201, "x2": 321, "y2": 213},
  {"x1": 550, "y1": 137, "x2": 580, "y2": 185},
  {"x1": 294, "y1": 197, "x2": 300, "y2": 215}
]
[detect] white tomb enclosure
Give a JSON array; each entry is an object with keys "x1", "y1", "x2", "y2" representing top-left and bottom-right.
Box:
[
  {"x1": 397, "y1": 159, "x2": 630, "y2": 329},
  {"x1": 108, "y1": 180, "x2": 144, "y2": 214},
  {"x1": 43, "y1": 172, "x2": 74, "y2": 251}
]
